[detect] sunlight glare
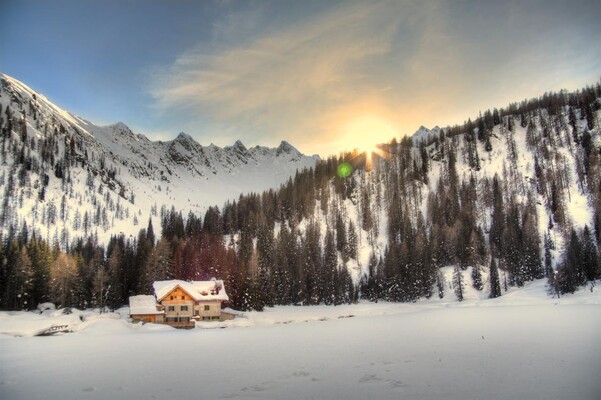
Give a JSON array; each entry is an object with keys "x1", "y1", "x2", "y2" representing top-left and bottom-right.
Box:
[{"x1": 343, "y1": 115, "x2": 395, "y2": 167}]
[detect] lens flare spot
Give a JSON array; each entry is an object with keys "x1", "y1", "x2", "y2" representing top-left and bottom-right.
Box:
[{"x1": 337, "y1": 162, "x2": 353, "y2": 178}]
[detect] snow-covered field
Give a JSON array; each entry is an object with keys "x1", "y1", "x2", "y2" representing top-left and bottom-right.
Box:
[{"x1": 1, "y1": 280, "x2": 600, "y2": 400}]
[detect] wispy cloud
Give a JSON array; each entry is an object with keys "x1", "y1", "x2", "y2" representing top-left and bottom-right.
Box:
[
  {"x1": 148, "y1": 0, "x2": 601, "y2": 156},
  {"x1": 149, "y1": 1, "x2": 425, "y2": 152}
]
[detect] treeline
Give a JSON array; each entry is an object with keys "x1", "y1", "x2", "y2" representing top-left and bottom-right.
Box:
[
  {"x1": 423, "y1": 83, "x2": 600, "y2": 146},
  {"x1": 0, "y1": 206, "x2": 356, "y2": 311},
  {"x1": 0, "y1": 216, "x2": 234, "y2": 310}
]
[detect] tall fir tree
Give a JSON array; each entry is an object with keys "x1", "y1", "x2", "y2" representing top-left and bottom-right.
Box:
[
  {"x1": 453, "y1": 266, "x2": 464, "y2": 302},
  {"x1": 489, "y1": 258, "x2": 502, "y2": 298},
  {"x1": 471, "y1": 265, "x2": 483, "y2": 291}
]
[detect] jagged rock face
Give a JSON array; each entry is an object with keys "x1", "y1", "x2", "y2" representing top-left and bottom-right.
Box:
[{"x1": 0, "y1": 73, "x2": 319, "y2": 243}]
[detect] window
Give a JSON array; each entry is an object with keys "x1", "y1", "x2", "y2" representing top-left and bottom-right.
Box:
[
  {"x1": 170, "y1": 296, "x2": 174, "y2": 300},
  {"x1": 181, "y1": 306, "x2": 188, "y2": 311},
  {"x1": 195, "y1": 310, "x2": 199, "y2": 316},
  {"x1": 168, "y1": 306, "x2": 175, "y2": 312},
  {"x1": 211, "y1": 316, "x2": 220, "y2": 320},
  {"x1": 204, "y1": 305, "x2": 210, "y2": 311},
  {"x1": 181, "y1": 296, "x2": 185, "y2": 300}
]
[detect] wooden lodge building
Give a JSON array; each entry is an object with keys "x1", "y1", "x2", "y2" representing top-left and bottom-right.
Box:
[{"x1": 129, "y1": 279, "x2": 235, "y2": 328}]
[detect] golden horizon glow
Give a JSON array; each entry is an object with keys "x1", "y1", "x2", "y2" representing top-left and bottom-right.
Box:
[
  {"x1": 335, "y1": 114, "x2": 396, "y2": 169},
  {"x1": 341, "y1": 114, "x2": 397, "y2": 153}
]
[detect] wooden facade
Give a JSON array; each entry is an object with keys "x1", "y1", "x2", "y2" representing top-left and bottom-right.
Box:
[
  {"x1": 160, "y1": 287, "x2": 195, "y2": 324},
  {"x1": 131, "y1": 313, "x2": 164, "y2": 324},
  {"x1": 130, "y1": 280, "x2": 232, "y2": 328}
]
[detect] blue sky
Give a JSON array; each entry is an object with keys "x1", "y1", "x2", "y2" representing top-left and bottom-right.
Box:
[{"x1": 1, "y1": 0, "x2": 600, "y2": 156}]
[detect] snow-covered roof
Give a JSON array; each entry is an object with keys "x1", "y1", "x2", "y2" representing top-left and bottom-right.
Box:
[
  {"x1": 129, "y1": 295, "x2": 164, "y2": 315},
  {"x1": 153, "y1": 279, "x2": 229, "y2": 302}
]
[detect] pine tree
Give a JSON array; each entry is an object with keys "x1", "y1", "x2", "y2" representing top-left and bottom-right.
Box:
[
  {"x1": 507, "y1": 115, "x2": 514, "y2": 132},
  {"x1": 1, "y1": 239, "x2": 20, "y2": 309},
  {"x1": 106, "y1": 239, "x2": 124, "y2": 308},
  {"x1": 238, "y1": 228, "x2": 254, "y2": 268},
  {"x1": 581, "y1": 225, "x2": 599, "y2": 282},
  {"x1": 568, "y1": 106, "x2": 578, "y2": 143},
  {"x1": 453, "y1": 266, "x2": 464, "y2": 301},
  {"x1": 485, "y1": 136, "x2": 492, "y2": 152},
  {"x1": 489, "y1": 258, "x2": 502, "y2": 298},
  {"x1": 336, "y1": 266, "x2": 353, "y2": 305},
  {"x1": 489, "y1": 175, "x2": 504, "y2": 257},
  {"x1": 20, "y1": 114, "x2": 27, "y2": 142},
  {"x1": 71, "y1": 252, "x2": 88, "y2": 309},
  {"x1": 420, "y1": 143, "x2": 429, "y2": 184},
  {"x1": 504, "y1": 200, "x2": 525, "y2": 286},
  {"x1": 141, "y1": 237, "x2": 172, "y2": 294},
  {"x1": 584, "y1": 101, "x2": 595, "y2": 130},
  {"x1": 322, "y1": 230, "x2": 338, "y2": 305},
  {"x1": 361, "y1": 252, "x2": 379, "y2": 302},
  {"x1": 360, "y1": 185, "x2": 374, "y2": 233},
  {"x1": 471, "y1": 265, "x2": 483, "y2": 291},
  {"x1": 147, "y1": 218, "x2": 155, "y2": 246},
  {"x1": 346, "y1": 220, "x2": 358, "y2": 260},
  {"x1": 544, "y1": 233, "x2": 554, "y2": 278},
  {"x1": 300, "y1": 221, "x2": 321, "y2": 305},
  {"x1": 436, "y1": 270, "x2": 445, "y2": 299},
  {"x1": 14, "y1": 246, "x2": 34, "y2": 310},
  {"x1": 520, "y1": 112, "x2": 528, "y2": 128},
  {"x1": 28, "y1": 234, "x2": 52, "y2": 307},
  {"x1": 521, "y1": 199, "x2": 543, "y2": 280},
  {"x1": 556, "y1": 229, "x2": 584, "y2": 294},
  {"x1": 335, "y1": 213, "x2": 348, "y2": 263},
  {"x1": 256, "y1": 221, "x2": 274, "y2": 304}
]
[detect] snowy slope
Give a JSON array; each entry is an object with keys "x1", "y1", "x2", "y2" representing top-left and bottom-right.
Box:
[
  {"x1": 0, "y1": 73, "x2": 319, "y2": 243},
  {"x1": 319, "y1": 108, "x2": 600, "y2": 286}
]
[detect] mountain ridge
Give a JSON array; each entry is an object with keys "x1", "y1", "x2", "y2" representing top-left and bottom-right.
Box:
[{"x1": 0, "y1": 72, "x2": 319, "y2": 243}]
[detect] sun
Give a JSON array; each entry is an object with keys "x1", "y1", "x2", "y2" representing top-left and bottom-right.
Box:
[
  {"x1": 342, "y1": 115, "x2": 396, "y2": 165},
  {"x1": 343, "y1": 115, "x2": 396, "y2": 151}
]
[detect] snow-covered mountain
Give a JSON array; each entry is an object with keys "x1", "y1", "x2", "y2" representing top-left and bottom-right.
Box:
[
  {"x1": 0, "y1": 73, "x2": 319, "y2": 243},
  {"x1": 208, "y1": 84, "x2": 600, "y2": 305},
  {"x1": 2, "y1": 72, "x2": 599, "y2": 312},
  {"x1": 410, "y1": 125, "x2": 441, "y2": 144}
]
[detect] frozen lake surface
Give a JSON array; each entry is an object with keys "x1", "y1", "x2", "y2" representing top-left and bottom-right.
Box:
[{"x1": 1, "y1": 279, "x2": 600, "y2": 400}]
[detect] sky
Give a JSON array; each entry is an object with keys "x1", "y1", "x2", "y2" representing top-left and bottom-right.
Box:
[{"x1": 1, "y1": 0, "x2": 600, "y2": 157}]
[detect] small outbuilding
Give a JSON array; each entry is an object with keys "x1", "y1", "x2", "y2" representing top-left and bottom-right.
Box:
[{"x1": 128, "y1": 295, "x2": 165, "y2": 324}]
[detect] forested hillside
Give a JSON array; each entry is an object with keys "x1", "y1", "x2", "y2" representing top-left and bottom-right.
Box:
[{"x1": 1, "y1": 78, "x2": 600, "y2": 311}]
